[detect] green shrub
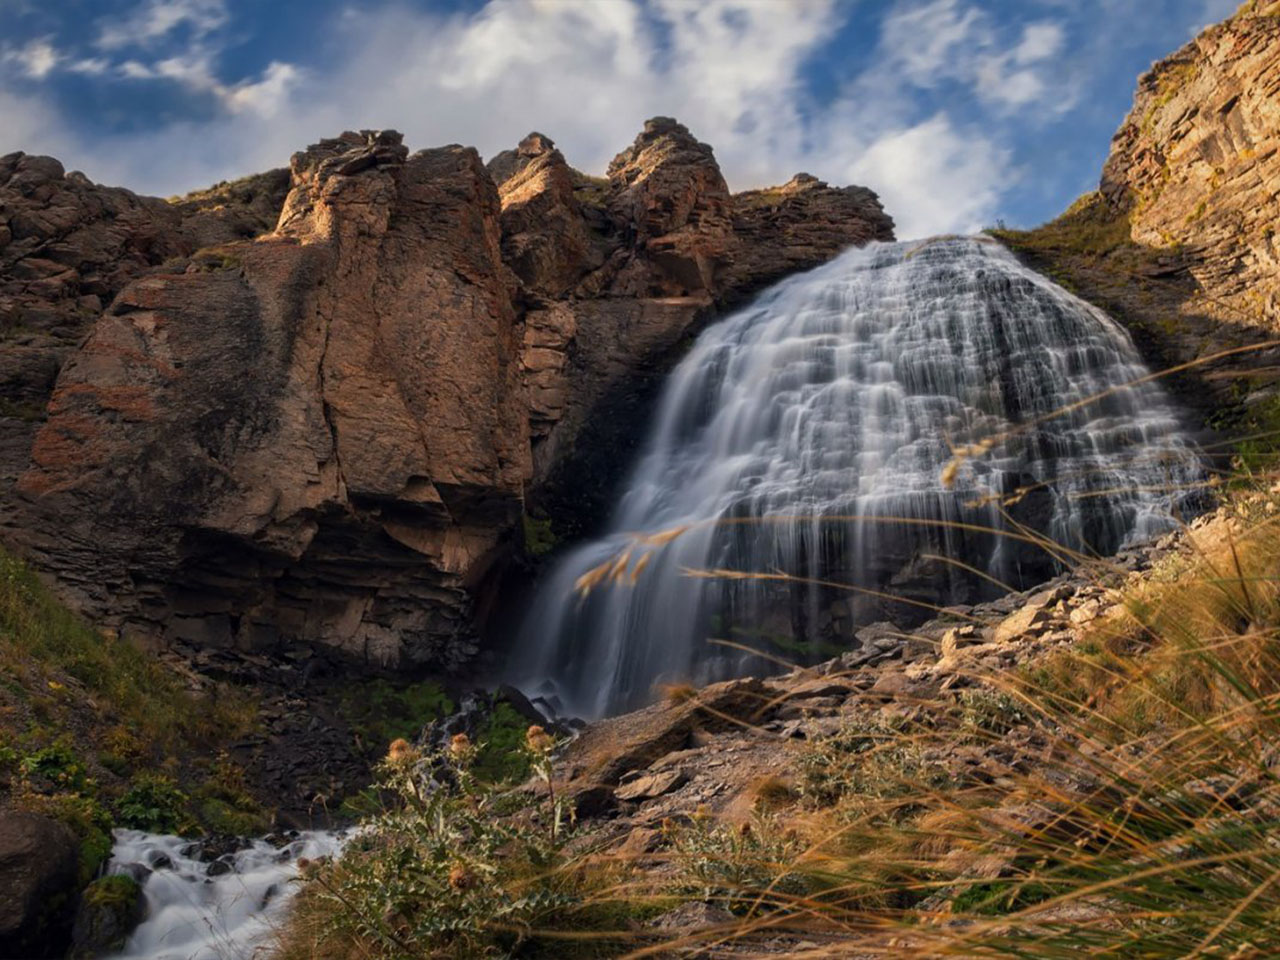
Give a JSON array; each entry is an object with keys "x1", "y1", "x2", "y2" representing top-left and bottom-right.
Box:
[
  {"x1": 664, "y1": 809, "x2": 809, "y2": 913},
  {"x1": 19, "y1": 741, "x2": 87, "y2": 791},
  {"x1": 339, "y1": 678, "x2": 453, "y2": 755},
  {"x1": 116, "y1": 774, "x2": 189, "y2": 834},
  {"x1": 279, "y1": 729, "x2": 627, "y2": 959},
  {"x1": 522, "y1": 513, "x2": 559, "y2": 557}
]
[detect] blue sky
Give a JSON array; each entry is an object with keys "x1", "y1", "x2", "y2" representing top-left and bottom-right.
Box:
[{"x1": 0, "y1": 0, "x2": 1240, "y2": 238}]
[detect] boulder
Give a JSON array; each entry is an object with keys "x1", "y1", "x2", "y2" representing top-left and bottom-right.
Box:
[
  {"x1": 69, "y1": 874, "x2": 145, "y2": 959},
  {"x1": 0, "y1": 811, "x2": 81, "y2": 959}
]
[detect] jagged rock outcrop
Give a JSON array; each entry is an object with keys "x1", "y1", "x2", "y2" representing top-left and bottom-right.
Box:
[
  {"x1": 492, "y1": 119, "x2": 894, "y2": 536},
  {"x1": 16, "y1": 131, "x2": 529, "y2": 666},
  {"x1": 7, "y1": 119, "x2": 892, "y2": 670},
  {"x1": 1102, "y1": 4, "x2": 1280, "y2": 332},
  {"x1": 0, "y1": 153, "x2": 288, "y2": 502},
  {"x1": 997, "y1": 4, "x2": 1280, "y2": 416}
]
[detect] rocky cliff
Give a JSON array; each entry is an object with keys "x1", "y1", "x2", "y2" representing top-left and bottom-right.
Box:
[
  {"x1": 995, "y1": 3, "x2": 1280, "y2": 416},
  {"x1": 3, "y1": 120, "x2": 892, "y2": 671}
]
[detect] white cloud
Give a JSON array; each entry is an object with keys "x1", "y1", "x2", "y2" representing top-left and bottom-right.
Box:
[
  {"x1": 4, "y1": 38, "x2": 61, "y2": 79},
  {"x1": 846, "y1": 115, "x2": 1013, "y2": 238},
  {"x1": 880, "y1": 0, "x2": 986, "y2": 87},
  {"x1": 68, "y1": 57, "x2": 110, "y2": 76},
  {"x1": 1015, "y1": 22, "x2": 1065, "y2": 64},
  {"x1": 222, "y1": 61, "x2": 300, "y2": 116},
  {"x1": 0, "y1": 0, "x2": 1029, "y2": 239},
  {"x1": 96, "y1": 0, "x2": 228, "y2": 51}
]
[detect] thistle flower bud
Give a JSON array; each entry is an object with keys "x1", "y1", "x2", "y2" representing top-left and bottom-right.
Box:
[
  {"x1": 387, "y1": 738, "x2": 418, "y2": 763},
  {"x1": 448, "y1": 863, "x2": 474, "y2": 891},
  {"x1": 525, "y1": 724, "x2": 555, "y2": 754},
  {"x1": 449, "y1": 732, "x2": 474, "y2": 760}
]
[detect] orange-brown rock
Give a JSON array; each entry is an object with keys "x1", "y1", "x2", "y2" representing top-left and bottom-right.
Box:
[
  {"x1": 8, "y1": 119, "x2": 893, "y2": 669},
  {"x1": 0, "y1": 153, "x2": 287, "y2": 506},
  {"x1": 489, "y1": 133, "x2": 602, "y2": 300},
  {"x1": 492, "y1": 118, "x2": 894, "y2": 537},
  {"x1": 998, "y1": 6, "x2": 1280, "y2": 416},
  {"x1": 1102, "y1": 6, "x2": 1280, "y2": 333},
  {"x1": 16, "y1": 131, "x2": 529, "y2": 666}
]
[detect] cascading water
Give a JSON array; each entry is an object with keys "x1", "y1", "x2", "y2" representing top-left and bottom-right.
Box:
[
  {"x1": 511, "y1": 237, "x2": 1205, "y2": 719},
  {"x1": 104, "y1": 829, "x2": 344, "y2": 960}
]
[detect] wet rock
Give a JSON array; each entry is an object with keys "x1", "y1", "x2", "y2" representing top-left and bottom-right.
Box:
[{"x1": 69, "y1": 875, "x2": 145, "y2": 959}]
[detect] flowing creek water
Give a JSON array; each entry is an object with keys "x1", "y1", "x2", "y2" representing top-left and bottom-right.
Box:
[
  {"x1": 511, "y1": 236, "x2": 1205, "y2": 717},
  {"x1": 104, "y1": 830, "x2": 344, "y2": 959}
]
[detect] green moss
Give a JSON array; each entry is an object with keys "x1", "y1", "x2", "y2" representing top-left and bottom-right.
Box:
[
  {"x1": 522, "y1": 513, "x2": 559, "y2": 557},
  {"x1": 339, "y1": 678, "x2": 454, "y2": 755},
  {"x1": 82, "y1": 873, "x2": 140, "y2": 910},
  {"x1": 990, "y1": 192, "x2": 1133, "y2": 259},
  {"x1": 472, "y1": 701, "x2": 533, "y2": 784}
]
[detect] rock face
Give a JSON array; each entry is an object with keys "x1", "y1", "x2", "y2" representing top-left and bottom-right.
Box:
[
  {"x1": 999, "y1": 5, "x2": 1280, "y2": 416},
  {"x1": 1102, "y1": 6, "x2": 1280, "y2": 333},
  {"x1": 7, "y1": 120, "x2": 892, "y2": 670},
  {"x1": 0, "y1": 154, "x2": 288, "y2": 513},
  {"x1": 0, "y1": 810, "x2": 81, "y2": 959},
  {"x1": 499, "y1": 119, "x2": 895, "y2": 538},
  {"x1": 16, "y1": 131, "x2": 528, "y2": 667}
]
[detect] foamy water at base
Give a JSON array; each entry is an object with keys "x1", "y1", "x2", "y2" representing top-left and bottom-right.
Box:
[{"x1": 106, "y1": 829, "x2": 344, "y2": 960}]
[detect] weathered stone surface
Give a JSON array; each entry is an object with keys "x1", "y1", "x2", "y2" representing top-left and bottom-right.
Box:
[
  {"x1": 0, "y1": 810, "x2": 81, "y2": 959},
  {"x1": 503, "y1": 118, "x2": 894, "y2": 538},
  {"x1": 1102, "y1": 6, "x2": 1280, "y2": 335},
  {"x1": 0, "y1": 153, "x2": 288, "y2": 518},
  {"x1": 6, "y1": 118, "x2": 893, "y2": 671},
  {"x1": 1000, "y1": 6, "x2": 1280, "y2": 417},
  {"x1": 489, "y1": 133, "x2": 601, "y2": 300},
  {"x1": 615, "y1": 768, "x2": 689, "y2": 802},
  {"x1": 15, "y1": 130, "x2": 529, "y2": 668}
]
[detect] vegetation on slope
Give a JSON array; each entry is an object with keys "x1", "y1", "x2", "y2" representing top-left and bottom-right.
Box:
[{"x1": 0, "y1": 546, "x2": 267, "y2": 875}]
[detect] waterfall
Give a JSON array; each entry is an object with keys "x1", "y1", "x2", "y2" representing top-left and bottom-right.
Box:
[{"x1": 511, "y1": 237, "x2": 1204, "y2": 719}]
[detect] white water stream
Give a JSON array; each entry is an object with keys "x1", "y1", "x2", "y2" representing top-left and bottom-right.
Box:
[
  {"x1": 104, "y1": 830, "x2": 343, "y2": 960},
  {"x1": 512, "y1": 237, "x2": 1205, "y2": 717}
]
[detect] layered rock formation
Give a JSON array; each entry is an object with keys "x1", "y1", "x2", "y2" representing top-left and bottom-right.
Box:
[
  {"x1": 16, "y1": 131, "x2": 528, "y2": 667},
  {"x1": 497, "y1": 120, "x2": 894, "y2": 536},
  {"x1": 5, "y1": 119, "x2": 892, "y2": 670},
  {"x1": 996, "y1": 4, "x2": 1280, "y2": 413},
  {"x1": 1103, "y1": 4, "x2": 1280, "y2": 332},
  {"x1": 0, "y1": 154, "x2": 288, "y2": 501}
]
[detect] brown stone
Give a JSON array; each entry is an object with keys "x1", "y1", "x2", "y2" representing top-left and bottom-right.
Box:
[
  {"x1": 615, "y1": 768, "x2": 689, "y2": 802},
  {"x1": 3, "y1": 118, "x2": 893, "y2": 672},
  {"x1": 15, "y1": 131, "x2": 528, "y2": 668}
]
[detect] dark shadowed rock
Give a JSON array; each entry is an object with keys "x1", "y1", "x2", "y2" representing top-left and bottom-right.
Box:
[{"x1": 0, "y1": 811, "x2": 81, "y2": 959}]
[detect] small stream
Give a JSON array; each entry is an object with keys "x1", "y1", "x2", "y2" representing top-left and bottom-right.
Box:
[{"x1": 105, "y1": 830, "x2": 344, "y2": 960}]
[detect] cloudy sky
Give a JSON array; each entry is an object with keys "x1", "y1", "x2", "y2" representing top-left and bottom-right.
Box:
[{"x1": 0, "y1": 0, "x2": 1239, "y2": 239}]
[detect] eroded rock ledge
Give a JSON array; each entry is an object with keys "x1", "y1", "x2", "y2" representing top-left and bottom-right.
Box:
[{"x1": 4, "y1": 120, "x2": 893, "y2": 670}]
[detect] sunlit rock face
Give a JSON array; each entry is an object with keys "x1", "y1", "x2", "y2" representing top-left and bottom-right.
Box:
[
  {"x1": 6, "y1": 119, "x2": 894, "y2": 670},
  {"x1": 16, "y1": 131, "x2": 530, "y2": 668},
  {"x1": 513, "y1": 237, "x2": 1204, "y2": 718}
]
